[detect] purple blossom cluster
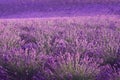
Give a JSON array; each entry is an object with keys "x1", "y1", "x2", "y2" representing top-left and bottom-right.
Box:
[{"x1": 0, "y1": 20, "x2": 120, "y2": 80}]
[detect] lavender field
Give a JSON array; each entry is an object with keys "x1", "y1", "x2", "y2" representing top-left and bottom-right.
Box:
[
  {"x1": 0, "y1": 0, "x2": 120, "y2": 18},
  {"x1": 0, "y1": 0, "x2": 120, "y2": 80}
]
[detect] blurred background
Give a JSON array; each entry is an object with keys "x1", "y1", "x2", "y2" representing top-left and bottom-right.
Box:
[{"x1": 0, "y1": 0, "x2": 120, "y2": 18}]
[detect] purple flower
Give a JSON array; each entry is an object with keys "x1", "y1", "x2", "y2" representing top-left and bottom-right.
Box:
[
  {"x1": 96, "y1": 65, "x2": 113, "y2": 80},
  {"x1": 0, "y1": 66, "x2": 9, "y2": 80},
  {"x1": 19, "y1": 33, "x2": 37, "y2": 44},
  {"x1": 20, "y1": 26, "x2": 35, "y2": 32}
]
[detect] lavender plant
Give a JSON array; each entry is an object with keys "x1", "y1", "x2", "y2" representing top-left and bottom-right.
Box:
[
  {"x1": 0, "y1": 48, "x2": 42, "y2": 80},
  {"x1": 34, "y1": 53, "x2": 100, "y2": 80}
]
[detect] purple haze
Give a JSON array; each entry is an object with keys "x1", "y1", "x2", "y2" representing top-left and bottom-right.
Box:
[{"x1": 0, "y1": 0, "x2": 120, "y2": 18}]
